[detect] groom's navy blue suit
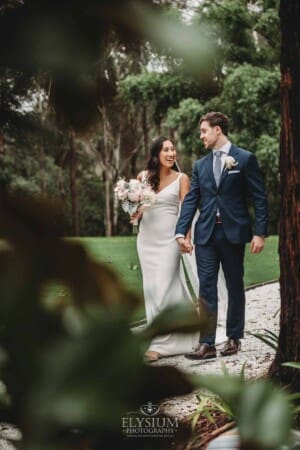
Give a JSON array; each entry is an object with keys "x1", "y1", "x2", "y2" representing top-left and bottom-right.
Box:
[{"x1": 176, "y1": 144, "x2": 268, "y2": 344}]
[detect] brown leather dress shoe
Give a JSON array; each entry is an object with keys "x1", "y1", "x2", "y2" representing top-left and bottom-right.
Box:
[
  {"x1": 184, "y1": 343, "x2": 217, "y2": 360},
  {"x1": 220, "y1": 338, "x2": 241, "y2": 356}
]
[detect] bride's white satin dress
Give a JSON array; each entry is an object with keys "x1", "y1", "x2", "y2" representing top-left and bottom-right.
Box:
[{"x1": 137, "y1": 173, "x2": 199, "y2": 356}]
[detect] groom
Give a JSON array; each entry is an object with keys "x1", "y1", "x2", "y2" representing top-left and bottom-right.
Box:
[{"x1": 176, "y1": 111, "x2": 268, "y2": 360}]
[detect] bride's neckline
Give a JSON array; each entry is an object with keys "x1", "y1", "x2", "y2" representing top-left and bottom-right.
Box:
[{"x1": 156, "y1": 173, "x2": 181, "y2": 194}]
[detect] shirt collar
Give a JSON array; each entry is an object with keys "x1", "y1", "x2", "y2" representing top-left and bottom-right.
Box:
[{"x1": 213, "y1": 141, "x2": 231, "y2": 155}]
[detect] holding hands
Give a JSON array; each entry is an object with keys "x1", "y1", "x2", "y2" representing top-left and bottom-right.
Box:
[{"x1": 176, "y1": 237, "x2": 193, "y2": 255}]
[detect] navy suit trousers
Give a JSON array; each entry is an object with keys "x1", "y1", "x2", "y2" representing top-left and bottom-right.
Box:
[{"x1": 196, "y1": 223, "x2": 246, "y2": 345}]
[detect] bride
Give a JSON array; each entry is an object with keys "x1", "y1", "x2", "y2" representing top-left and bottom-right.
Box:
[
  {"x1": 134, "y1": 137, "x2": 197, "y2": 362},
  {"x1": 134, "y1": 137, "x2": 226, "y2": 362}
]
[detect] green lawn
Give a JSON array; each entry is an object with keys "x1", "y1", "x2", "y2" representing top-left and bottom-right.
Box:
[
  {"x1": 244, "y1": 235, "x2": 279, "y2": 286},
  {"x1": 0, "y1": 232, "x2": 280, "y2": 324},
  {"x1": 79, "y1": 235, "x2": 279, "y2": 295},
  {"x1": 5, "y1": 235, "x2": 276, "y2": 323},
  {"x1": 79, "y1": 236, "x2": 143, "y2": 294}
]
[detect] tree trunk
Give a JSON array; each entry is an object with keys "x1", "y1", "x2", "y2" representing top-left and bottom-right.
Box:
[
  {"x1": 142, "y1": 105, "x2": 149, "y2": 160},
  {"x1": 58, "y1": 149, "x2": 68, "y2": 204},
  {"x1": 69, "y1": 130, "x2": 80, "y2": 236},
  {"x1": 0, "y1": 133, "x2": 4, "y2": 154},
  {"x1": 268, "y1": 0, "x2": 300, "y2": 391},
  {"x1": 39, "y1": 140, "x2": 46, "y2": 194},
  {"x1": 112, "y1": 130, "x2": 121, "y2": 233},
  {"x1": 38, "y1": 90, "x2": 46, "y2": 195},
  {"x1": 102, "y1": 104, "x2": 113, "y2": 237},
  {"x1": 104, "y1": 174, "x2": 112, "y2": 237}
]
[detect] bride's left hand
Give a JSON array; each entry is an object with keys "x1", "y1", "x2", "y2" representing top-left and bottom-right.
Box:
[{"x1": 130, "y1": 210, "x2": 143, "y2": 224}]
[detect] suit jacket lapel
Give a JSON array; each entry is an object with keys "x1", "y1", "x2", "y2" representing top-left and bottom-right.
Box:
[{"x1": 228, "y1": 144, "x2": 239, "y2": 159}]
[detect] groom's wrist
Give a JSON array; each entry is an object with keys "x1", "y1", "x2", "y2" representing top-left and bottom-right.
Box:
[{"x1": 175, "y1": 233, "x2": 185, "y2": 240}]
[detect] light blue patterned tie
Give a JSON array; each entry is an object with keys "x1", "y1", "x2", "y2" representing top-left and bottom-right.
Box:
[{"x1": 214, "y1": 150, "x2": 222, "y2": 186}]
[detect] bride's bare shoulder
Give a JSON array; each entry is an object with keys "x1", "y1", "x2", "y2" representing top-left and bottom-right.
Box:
[{"x1": 179, "y1": 172, "x2": 190, "y2": 182}]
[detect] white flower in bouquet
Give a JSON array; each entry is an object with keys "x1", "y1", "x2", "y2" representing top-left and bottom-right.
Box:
[
  {"x1": 128, "y1": 179, "x2": 141, "y2": 190},
  {"x1": 224, "y1": 156, "x2": 238, "y2": 170},
  {"x1": 114, "y1": 179, "x2": 129, "y2": 201},
  {"x1": 141, "y1": 187, "x2": 156, "y2": 209},
  {"x1": 127, "y1": 191, "x2": 141, "y2": 203}
]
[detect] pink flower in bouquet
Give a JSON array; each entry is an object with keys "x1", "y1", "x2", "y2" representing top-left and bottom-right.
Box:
[
  {"x1": 114, "y1": 179, "x2": 129, "y2": 200},
  {"x1": 127, "y1": 178, "x2": 143, "y2": 203},
  {"x1": 117, "y1": 191, "x2": 128, "y2": 201},
  {"x1": 116, "y1": 179, "x2": 127, "y2": 190}
]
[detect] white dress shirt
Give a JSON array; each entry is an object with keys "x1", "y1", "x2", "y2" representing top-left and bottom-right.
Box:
[{"x1": 213, "y1": 140, "x2": 231, "y2": 173}]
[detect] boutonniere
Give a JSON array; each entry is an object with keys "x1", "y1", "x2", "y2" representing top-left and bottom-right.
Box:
[{"x1": 225, "y1": 156, "x2": 238, "y2": 170}]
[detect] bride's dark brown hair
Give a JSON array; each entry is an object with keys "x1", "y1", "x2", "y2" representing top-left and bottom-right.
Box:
[{"x1": 146, "y1": 136, "x2": 178, "y2": 191}]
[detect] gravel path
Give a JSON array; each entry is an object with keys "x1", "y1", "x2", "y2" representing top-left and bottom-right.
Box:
[{"x1": 157, "y1": 281, "x2": 280, "y2": 419}]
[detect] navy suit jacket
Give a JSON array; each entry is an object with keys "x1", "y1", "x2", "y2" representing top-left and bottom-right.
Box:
[{"x1": 175, "y1": 145, "x2": 268, "y2": 245}]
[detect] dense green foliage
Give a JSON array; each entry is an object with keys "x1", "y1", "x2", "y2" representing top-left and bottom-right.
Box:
[{"x1": 0, "y1": 0, "x2": 281, "y2": 237}]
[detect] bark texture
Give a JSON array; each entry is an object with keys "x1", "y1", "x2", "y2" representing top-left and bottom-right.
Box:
[{"x1": 269, "y1": 0, "x2": 300, "y2": 391}]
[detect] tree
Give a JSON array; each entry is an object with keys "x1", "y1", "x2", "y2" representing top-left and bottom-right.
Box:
[
  {"x1": 193, "y1": 0, "x2": 258, "y2": 86},
  {"x1": 0, "y1": 0, "x2": 283, "y2": 236},
  {"x1": 119, "y1": 72, "x2": 204, "y2": 132},
  {"x1": 166, "y1": 97, "x2": 205, "y2": 169},
  {"x1": 0, "y1": 0, "x2": 188, "y2": 236},
  {"x1": 268, "y1": 0, "x2": 300, "y2": 391}
]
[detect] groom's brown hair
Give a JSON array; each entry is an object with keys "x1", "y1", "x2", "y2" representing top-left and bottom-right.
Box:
[{"x1": 199, "y1": 112, "x2": 229, "y2": 136}]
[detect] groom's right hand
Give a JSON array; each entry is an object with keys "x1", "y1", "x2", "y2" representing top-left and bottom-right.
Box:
[{"x1": 176, "y1": 237, "x2": 193, "y2": 254}]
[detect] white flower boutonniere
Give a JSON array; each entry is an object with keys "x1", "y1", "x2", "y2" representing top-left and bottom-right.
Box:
[{"x1": 225, "y1": 156, "x2": 238, "y2": 170}]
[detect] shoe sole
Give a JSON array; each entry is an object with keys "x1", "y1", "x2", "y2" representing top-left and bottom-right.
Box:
[
  {"x1": 184, "y1": 353, "x2": 217, "y2": 361},
  {"x1": 220, "y1": 350, "x2": 239, "y2": 357}
]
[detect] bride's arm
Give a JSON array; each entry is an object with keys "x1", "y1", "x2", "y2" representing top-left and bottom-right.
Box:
[{"x1": 179, "y1": 174, "x2": 193, "y2": 252}]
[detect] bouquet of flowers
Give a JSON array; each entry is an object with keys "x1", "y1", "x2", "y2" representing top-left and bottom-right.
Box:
[{"x1": 114, "y1": 178, "x2": 156, "y2": 233}]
